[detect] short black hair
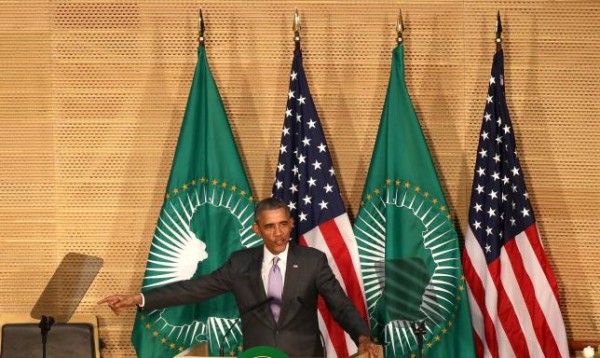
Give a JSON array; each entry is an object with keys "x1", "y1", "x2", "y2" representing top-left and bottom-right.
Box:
[{"x1": 254, "y1": 197, "x2": 290, "y2": 222}]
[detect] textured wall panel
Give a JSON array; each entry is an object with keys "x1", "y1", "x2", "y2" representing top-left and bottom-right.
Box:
[{"x1": 1, "y1": 1, "x2": 599, "y2": 356}]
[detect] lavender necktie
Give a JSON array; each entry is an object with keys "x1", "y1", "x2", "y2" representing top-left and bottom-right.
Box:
[{"x1": 267, "y1": 256, "x2": 283, "y2": 322}]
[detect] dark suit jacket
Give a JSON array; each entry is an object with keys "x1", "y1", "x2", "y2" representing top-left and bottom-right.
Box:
[{"x1": 142, "y1": 243, "x2": 369, "y2": 357}]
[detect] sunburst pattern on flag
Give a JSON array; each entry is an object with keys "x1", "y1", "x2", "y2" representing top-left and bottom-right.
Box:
[
  {"x1": 355, "y1": 180, "x2": 461, "y2": 356},
  {"x1": 138, "y1": 180, "x2": 260, "y2": 354},
  {"x1": 145, "y1": 183, "x2": 258, "y2": 290}
]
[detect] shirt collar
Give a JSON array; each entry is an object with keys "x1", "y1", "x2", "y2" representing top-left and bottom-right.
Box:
[{"x1": 263, "y1": 242, "x2": 289, "y2": 265}]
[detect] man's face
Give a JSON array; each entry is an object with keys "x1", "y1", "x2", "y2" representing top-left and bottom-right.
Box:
[{"x1": 252, "y1": 207, "x2": 294, "y2": 255}]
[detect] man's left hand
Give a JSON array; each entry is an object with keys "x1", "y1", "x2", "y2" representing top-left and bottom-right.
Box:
[{"x1": 357, "y1": 335, "x2": 379, "y2": 358}]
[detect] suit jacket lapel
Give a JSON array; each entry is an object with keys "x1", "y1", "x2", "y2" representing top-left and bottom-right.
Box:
[
  {"x1": 278, "y1": 243, "x2": 301, "y2": 325},
  {"x1": 247, "y1": 247, "x2": 274, "y2": 328},
  {"x1": 248, "y1": 247, "x2": 266, "y2": 301}
]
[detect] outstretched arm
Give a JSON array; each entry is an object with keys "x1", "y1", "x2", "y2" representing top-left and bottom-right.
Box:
[
  {"x1": 98, "y1": 294, "x2": 142, "y2": 315},
  {"x1": 99, "y1": 255, "x2": 236, "y2": 314}
]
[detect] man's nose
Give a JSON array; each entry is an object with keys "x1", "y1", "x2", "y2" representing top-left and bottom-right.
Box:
[{"x1": 274, "y1": 225, "x2": 282, "y2": 236}]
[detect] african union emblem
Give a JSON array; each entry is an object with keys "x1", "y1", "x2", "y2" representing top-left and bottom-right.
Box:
[
  {"x1": 137, "y1": 178, "x2": 261, "y2": 354},
  {"x1": 354, "y1": 179, "x2": 465, "y2": 356}
]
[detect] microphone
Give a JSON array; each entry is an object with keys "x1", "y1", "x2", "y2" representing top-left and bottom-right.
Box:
[
  {"x1": 219, "y1": 297, "x2": 273, "y2": 356},
  {"x1": 296, "y1": 297, "x2": 326, "y2": 358}
]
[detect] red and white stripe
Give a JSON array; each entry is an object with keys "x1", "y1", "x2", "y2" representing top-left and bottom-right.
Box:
[
  {"x1": 462, "y1": 223, "x2": 569, "y2": 358},
  {"x1": 300, "y1": 212, "x2": 368, "y2": 358}
]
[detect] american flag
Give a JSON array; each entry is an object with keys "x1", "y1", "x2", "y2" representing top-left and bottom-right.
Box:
[
  {"x1": 462, "y1": 50, "x2": 569, "y2": 357},
  {"x1": 272, "y1": 48, "x2": 368, "y2": 357}
]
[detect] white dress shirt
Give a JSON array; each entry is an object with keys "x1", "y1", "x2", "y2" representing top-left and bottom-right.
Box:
[{"x1": 261, "y1": 244, "x2": 289, "y2": 296}]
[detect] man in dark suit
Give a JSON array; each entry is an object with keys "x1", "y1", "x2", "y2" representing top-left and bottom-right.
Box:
[{"x1": 100, "y1": 197, "x2": 377, "y2": 357}]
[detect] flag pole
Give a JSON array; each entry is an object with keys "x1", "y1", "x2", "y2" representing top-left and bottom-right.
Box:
[
  {"x1": 397, "y1": 10, "x2": 426, "y2": 358},
  {"x1": 198, "y1": 8, "x2": 206, "y2": 47},
  {"x1": 293, "y1": 8, "x2": 301, "y2": 50},
  {"x1": 496, "y1": 10, "x2": 502, "y2": 52},
  {"x1": 396, "y1": 9, "x2": 404, "y2": 44}
]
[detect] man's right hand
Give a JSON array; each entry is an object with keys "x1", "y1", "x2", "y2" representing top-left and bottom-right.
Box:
[{"x1": 97, "y1": 294, "x2": 142, "y2": 315}]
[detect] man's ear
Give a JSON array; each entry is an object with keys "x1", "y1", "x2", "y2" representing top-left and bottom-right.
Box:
[{"x1": 252, "y1": 223, "x2": 260, "y2": 237}]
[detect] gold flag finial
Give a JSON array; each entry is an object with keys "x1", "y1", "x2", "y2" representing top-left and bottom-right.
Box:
[
  {"x1": 294, "y1": 9, "x2": 301, "y2": 49},
  {"x1": 199, "y1": 9, "x2": 206, "y2": 46},
  {"x1": 496, "y1": 11, "x2": 503, "y2": 51},
  {"x1": 397, "y1": 9, "x2": 404, "y2": 44}
]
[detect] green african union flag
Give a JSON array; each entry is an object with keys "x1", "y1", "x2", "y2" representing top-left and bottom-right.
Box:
[
  {"x1": 353, "y1": 44, "x2": 476, "y2": 357},
  {"x1": 131, "y1": 45, "x2": 261, "y2": 357}
]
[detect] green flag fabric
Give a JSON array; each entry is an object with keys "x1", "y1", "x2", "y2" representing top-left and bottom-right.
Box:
[
  {"x1": 353, "y1": 44, "x2": 476, "y2": 357},
  {"x1": 131, "y1": 46, "x2": 260, "y2": 357}
]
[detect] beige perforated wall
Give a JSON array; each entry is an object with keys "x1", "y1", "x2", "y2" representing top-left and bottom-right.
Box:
[{"x1": 1, "y1": 1, "x2": 599, "y2": 356}]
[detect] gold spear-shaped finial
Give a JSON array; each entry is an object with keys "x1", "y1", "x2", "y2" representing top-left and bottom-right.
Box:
[
  {"x1": 496, "y1": 11, "x2": 502, "y2": 51},
  {"x1": 397, "y1": 9, "x2": 404, "y2": 44},
  {"x1": 198, "y1": 8, "x2": 206, "y2": 46},
  {"x1": 293, "y1": 9, "x2": 301, "y2": 49}
]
